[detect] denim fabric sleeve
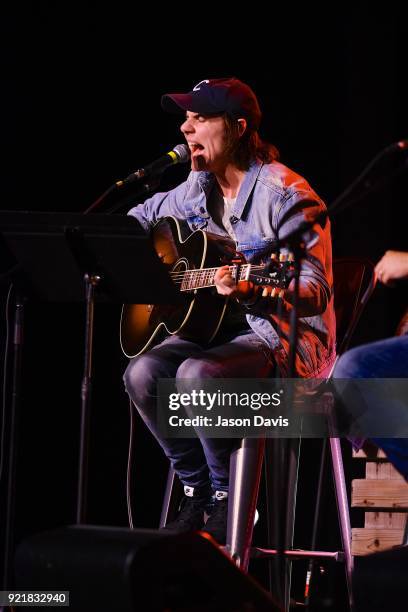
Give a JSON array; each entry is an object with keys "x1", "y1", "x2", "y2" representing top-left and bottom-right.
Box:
[
  {"x1": 126, "y1": 174, "x2": 193, "y2": 231},
  {"x1": 246, "y1": 192, "x2": 333, "y2": 318}
]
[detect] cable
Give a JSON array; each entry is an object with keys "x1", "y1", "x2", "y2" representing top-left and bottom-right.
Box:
[
  {"x1": 0, "y1": 284, "x2": 13, "y2": 484},
  {"x1": 126, "y1": 397, "x2": 136, "y2": 529}
]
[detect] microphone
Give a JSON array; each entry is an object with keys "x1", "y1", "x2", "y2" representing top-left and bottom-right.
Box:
[
  {"x1": 116, "y1": 144, "x2": 190, "y2": 187},
  {"x1": 385, "y1": 139, "x2": 408, "y2": 153}
]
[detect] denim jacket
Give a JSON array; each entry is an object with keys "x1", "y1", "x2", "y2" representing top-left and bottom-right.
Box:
[{"x1": 128, "y1": 159, "x2": 336, "y2": 378}]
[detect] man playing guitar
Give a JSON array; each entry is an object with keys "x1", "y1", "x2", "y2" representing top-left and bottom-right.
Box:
[{"x1": 123, "y1": 77, "x2": 336, "y2": 544}]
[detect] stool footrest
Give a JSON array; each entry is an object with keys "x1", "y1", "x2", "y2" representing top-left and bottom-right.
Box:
[{"x1": 250, "y1": 547, "x2": 345, "y2": 562}]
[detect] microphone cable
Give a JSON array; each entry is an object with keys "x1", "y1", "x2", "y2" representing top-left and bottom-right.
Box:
[{"x1": 126, "y1": 397, "x2": 136, "y2": 529}]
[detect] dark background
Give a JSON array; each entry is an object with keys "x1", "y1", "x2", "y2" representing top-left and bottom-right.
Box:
[{"x1": 1, "y1": 3, "x2": 407, "y2": 607}]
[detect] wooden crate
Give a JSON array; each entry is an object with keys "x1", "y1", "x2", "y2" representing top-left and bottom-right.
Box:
[{"x1": 351, "y1": 449, "x2": 408, "y2": 556}]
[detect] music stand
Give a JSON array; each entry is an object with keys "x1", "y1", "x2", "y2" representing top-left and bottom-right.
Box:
[{"x1": 0, "y1": 210, "x2": 182, "y2": 588}]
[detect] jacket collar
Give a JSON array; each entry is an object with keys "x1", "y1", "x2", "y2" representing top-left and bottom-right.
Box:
[
  {"x1": 232, "y1": 159, "x2": 263, "y2": 220},
  {"x1": 195, "y1": 160, "x2": 263, "y2": 219}
]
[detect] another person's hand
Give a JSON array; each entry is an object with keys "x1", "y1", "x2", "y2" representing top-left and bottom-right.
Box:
[{"x1": 375, "y1": 250, "x2": 408, "y2": 286}]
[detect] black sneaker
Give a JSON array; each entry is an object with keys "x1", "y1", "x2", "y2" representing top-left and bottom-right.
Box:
[
  {"x1": 201, "y1": 490, "x2": 228, "y2": 545},
  {"x1": 162, "y1": 485, "x2": 210, "y2": 534}
]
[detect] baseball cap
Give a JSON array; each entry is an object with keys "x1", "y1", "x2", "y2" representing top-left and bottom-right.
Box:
[{"x1": 161, "y1": 77, "x2": 262, "y2": 129}]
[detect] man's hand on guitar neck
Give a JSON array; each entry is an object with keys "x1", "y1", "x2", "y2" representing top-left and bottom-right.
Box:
[{"x1": 214, "y1": 266, "x2": 258, "y2": 305}]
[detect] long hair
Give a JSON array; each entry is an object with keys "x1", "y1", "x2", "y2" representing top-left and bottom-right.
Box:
[{"x1": 223, "y1": 114, "x2": 279, "y2": 170}]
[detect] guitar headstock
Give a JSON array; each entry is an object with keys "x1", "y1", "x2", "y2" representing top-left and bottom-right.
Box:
[{"x1": 249, "y1": 252, "x2": 295, "y2": 299}]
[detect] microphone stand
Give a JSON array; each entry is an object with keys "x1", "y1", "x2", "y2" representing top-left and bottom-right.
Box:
[
  {"x1": 272, "y1": 231, "x2": 308, "y2": 611},
  {"x1": 84, "y1": 143, "x2": 189, "y2": 214},
  {"x1": 83, "y1": 177, "x2": 160, "y2": 215},
  {"x1": 105, "y1": 180, "x2": 160, "y2": 215},
  {"x1": 270, "y1": 139, "x2": 408, "y2": 610}
]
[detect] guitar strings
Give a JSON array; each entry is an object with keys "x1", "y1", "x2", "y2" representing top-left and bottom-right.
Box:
[
  {"x1": 169, "y1": 264, "x2": 276, "y2": 289},
  {"x1": 169, "y1": 264, "x2": 267, "y2": 280}
]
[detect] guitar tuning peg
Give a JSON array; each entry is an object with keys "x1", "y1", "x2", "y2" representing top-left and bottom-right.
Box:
[
  {"x1": 262, "y1": 287, "x2": 270, "y2": 297},
  {"x1": 279, "y1": 253, "x2": 286, "y2": 262},
  {"x1": 278, "y1": 289, "x2": 285, "y2": 299},
  {"x1": 271, "y1": 287, "x2": 277, "y2": 298}
]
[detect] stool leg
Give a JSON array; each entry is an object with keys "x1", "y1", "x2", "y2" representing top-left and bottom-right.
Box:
[
  {"x1": 284, "y1": 437, "x2": 302, "y2": 610},
  {"x1": 304, "y1": 438, "x2": 328, "y2": 607},
  {"x1": 330, "y1": 437, "x2": 353, "y2": 608},
  {"x1": 226, "y1": 437, "x2": 265, "y2": 572},
  {"x1": 159, "y1": 465, "x2": 184, "y2": 528},
  {"x1": 264, "y1": 440, "x2": 276, "y2": 594},
  {"x1": 264, "y1": 438, "x2": 301, "y2": 611}
]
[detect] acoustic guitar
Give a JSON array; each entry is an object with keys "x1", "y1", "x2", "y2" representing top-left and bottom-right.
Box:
[{"x1": 120, "y1": 216, "x2": 293, "y2": 358}]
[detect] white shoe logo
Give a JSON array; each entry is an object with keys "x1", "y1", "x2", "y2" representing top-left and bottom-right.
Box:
[
  {"x1": 193, "y1": 79, "x2": 210, "y2": 91},
  {"x1": 215, "y1": 490, "x2": 228, "y2": 500}
]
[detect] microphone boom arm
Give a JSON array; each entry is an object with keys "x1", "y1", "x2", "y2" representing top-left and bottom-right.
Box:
[{"x1": 83, "y1": 144, "x2": 190, "y2": 215}]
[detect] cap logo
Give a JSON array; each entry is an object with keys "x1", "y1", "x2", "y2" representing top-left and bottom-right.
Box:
[{"x1": 193, "y1": 79, "x2": 210, "y2": 91}]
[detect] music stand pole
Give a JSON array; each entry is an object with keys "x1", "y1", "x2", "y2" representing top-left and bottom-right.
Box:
[
  {"x1": 2, "y1": 290, "x2": 25, "y2": 590},
  {"x1": 76, "y1": 273, "x2": 100, "y2": 524}
]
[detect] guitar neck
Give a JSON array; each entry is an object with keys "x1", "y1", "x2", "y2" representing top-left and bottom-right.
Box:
[{"x1": 171, "y1": 264, "x2": 260, "y2": 291}]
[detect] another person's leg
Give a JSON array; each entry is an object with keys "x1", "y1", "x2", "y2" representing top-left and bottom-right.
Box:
[
  {"x1": 334, "y1": 335, "x2": 408, "y2": 480},
  {"x1": 334, "y1": 335, "x2": 408, "y2": 379}
]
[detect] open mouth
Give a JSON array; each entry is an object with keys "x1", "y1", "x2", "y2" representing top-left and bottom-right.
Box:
[{"x1": 189, "y1": 143, "x2": 204, "y2": 155}]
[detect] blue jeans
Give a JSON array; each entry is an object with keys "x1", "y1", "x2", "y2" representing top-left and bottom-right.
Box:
[
  {"x1": 333, "y1": 335, "x2": 408, "y2": 480},
  {"x1": 123, "y1": 330, "x2": 274, "y2": 491}
]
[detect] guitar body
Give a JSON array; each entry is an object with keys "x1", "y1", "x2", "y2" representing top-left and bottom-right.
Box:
[{"x1": 120, "y1": 216, "x2": 237, "y2": 358}]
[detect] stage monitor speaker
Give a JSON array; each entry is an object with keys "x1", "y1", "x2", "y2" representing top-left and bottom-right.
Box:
[
  {"x1": 352, "y1": 545, "x2": 408, "y2": 612},
  {"x1": 15, "y1": 525, "x2": 280, "y2": 611}
]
